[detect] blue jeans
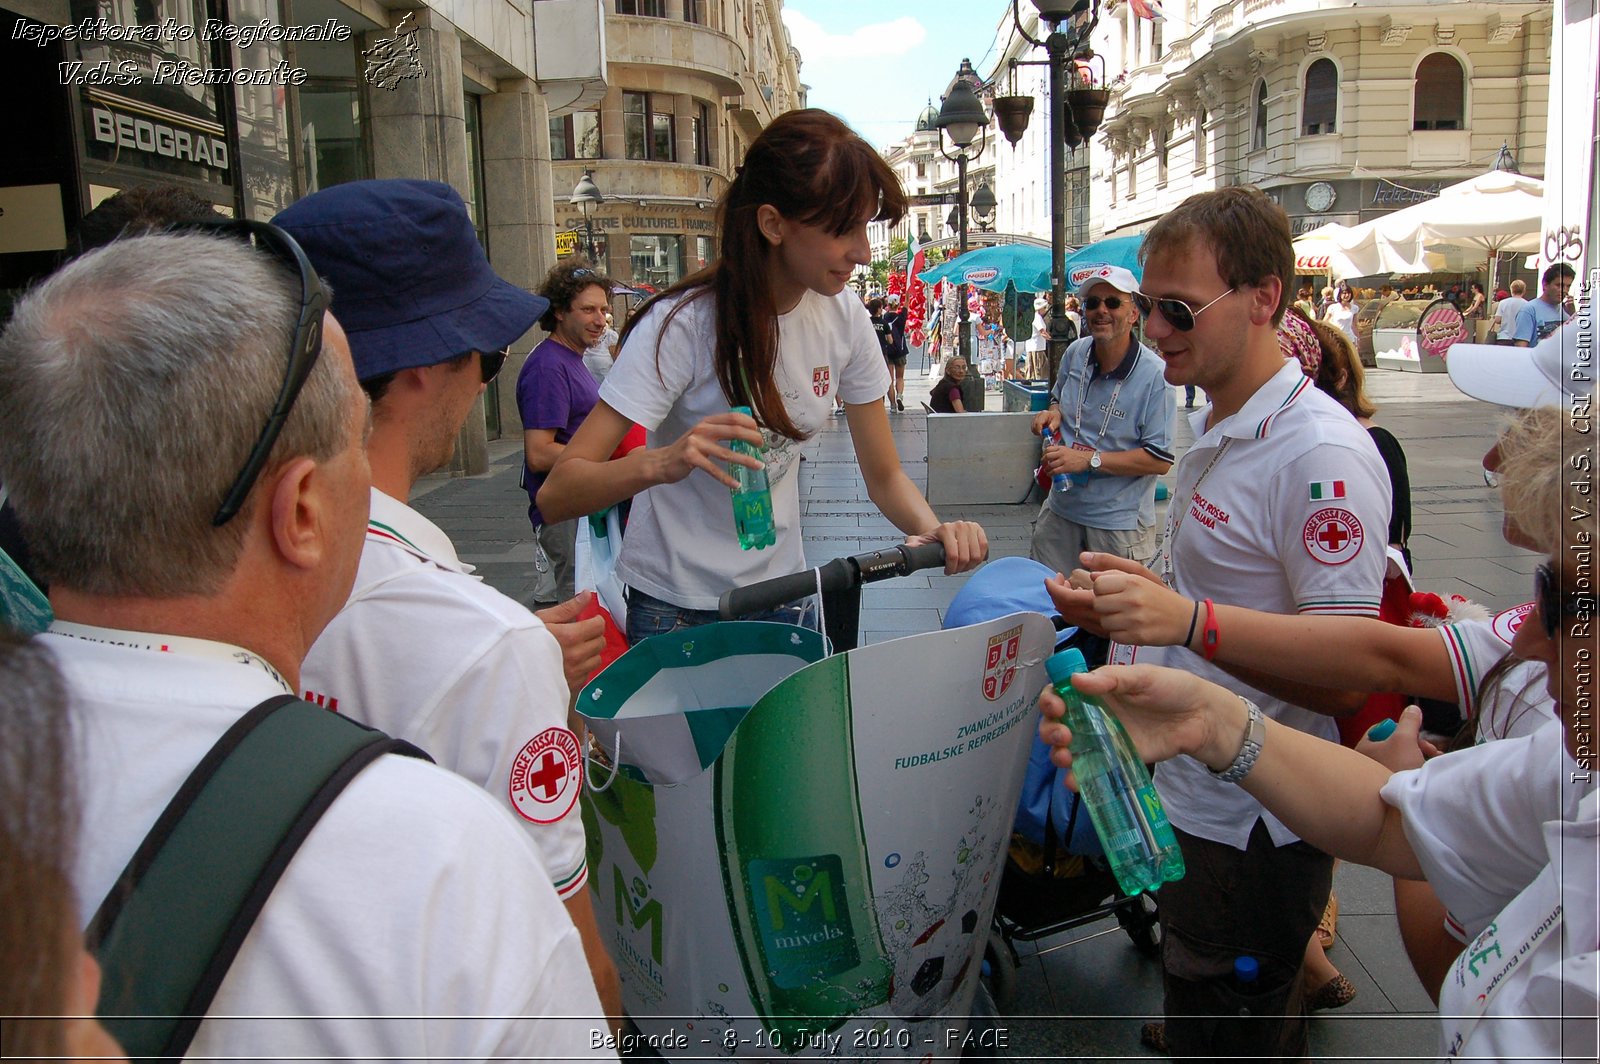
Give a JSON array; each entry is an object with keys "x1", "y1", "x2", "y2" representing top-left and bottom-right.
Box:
[{"x1": 625, "y1": 587, "x2": 817, "y2": 644}]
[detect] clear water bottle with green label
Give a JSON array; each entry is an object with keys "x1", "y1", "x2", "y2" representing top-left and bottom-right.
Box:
[
  {"x1": 1045, "y1": 647, "x2": 1185, "y2": 896},
  {"x1": 714, "y1": 655, "x2": 891, "y2": 1046},
  {"x1": 728, "y1": 405, "x2": 776, "y2": 550}
]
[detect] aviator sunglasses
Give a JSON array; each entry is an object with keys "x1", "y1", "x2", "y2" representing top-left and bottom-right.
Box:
[
  {"x1": 1132, "y1": 288, "x2": 1236, "y2": 332},
  {"x1": 1535, "y1": 563, "x2": 1596, "y2": 639},
  {"x1": 188, "y1": 220, "x2": 331, "y2": 527},
  {"x1": 481, "y1": 347, "x2": 510, "y2": 384},
  {"x1": 1083, "y1": 295, "x2": 1125, "y2": 312}
]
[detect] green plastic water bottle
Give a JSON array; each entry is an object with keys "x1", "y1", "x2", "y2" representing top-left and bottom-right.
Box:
[
  {"x1": 728, "y1": 405, "x2": 776, "y2": 550},
  {"x1": 1045, "y1": 648, "x2": 1186, "y2": 896},
  {"x1": 714, "y1": 655, "x2": 892, "y2": 1046}
]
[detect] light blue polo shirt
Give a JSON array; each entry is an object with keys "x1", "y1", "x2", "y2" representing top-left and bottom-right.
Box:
[{"x1": 1047, "y1": 335, "x2": 1176, "y2": 530}]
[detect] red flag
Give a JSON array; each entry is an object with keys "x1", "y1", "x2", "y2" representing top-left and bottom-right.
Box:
[{"x1": 1128, "y1": 0, "x2": 1163, "y2": 18}]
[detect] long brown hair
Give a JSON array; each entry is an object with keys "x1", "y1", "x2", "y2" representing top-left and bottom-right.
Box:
[
  {"x1": 0, "y1": 632, "x2": 79, "y2": 1060},
  {"x1": 619, "y1": 109, "x2": 906, "y2": 439}
]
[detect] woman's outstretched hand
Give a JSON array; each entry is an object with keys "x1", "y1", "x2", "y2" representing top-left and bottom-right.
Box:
[
  {"x1": 653, "y1": 410, "x2": 766, "y2": 490},
  {"x1": 905, "y1": 521, "x2": 989, "y2": 575}
]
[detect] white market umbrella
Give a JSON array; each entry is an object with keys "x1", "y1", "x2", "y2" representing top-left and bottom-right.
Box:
[{"x1": 1338, "y1": 171, "x2": 1543, "y2": 290}]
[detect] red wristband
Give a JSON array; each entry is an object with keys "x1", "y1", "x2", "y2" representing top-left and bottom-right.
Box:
[{"x1": 1201, "y1": 598, "x2": 1219, "y2": 662}]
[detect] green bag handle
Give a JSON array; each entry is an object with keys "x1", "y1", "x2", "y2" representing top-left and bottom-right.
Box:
[{"x1": 85, "y1": 694, "x2": 429, "y2": 1062}]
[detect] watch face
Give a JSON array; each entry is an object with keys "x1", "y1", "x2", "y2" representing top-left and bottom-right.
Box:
[{"x1": 1305, "y1": 182, "x2": 1336, "y2": 213}]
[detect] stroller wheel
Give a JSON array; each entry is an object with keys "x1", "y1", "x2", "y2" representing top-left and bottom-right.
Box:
[
  {"x1": 980, "y1": 928, "x2": 1020, "y2": 1011},
  {"x1": 1115, "y1": 891, "x2": 1162, "y2": 958}
]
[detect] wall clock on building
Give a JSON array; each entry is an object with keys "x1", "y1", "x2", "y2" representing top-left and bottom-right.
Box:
[{"x1": 1304, "y1": 182, "x2": 1337, "y2": 213}]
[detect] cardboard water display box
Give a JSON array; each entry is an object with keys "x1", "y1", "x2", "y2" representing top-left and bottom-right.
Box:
[{"x1": 579, "y1": 613, "x2": 1056, "y2": 1058}]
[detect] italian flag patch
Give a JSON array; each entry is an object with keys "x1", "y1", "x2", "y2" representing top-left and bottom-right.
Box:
[{"x1": 1309, "y1": 480, "x2": 1346, "y2": 501}]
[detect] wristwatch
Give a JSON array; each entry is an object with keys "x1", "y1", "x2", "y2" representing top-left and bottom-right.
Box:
[{"x1": 1089, "y1": 450, "x2": 1103, "y2": 470}]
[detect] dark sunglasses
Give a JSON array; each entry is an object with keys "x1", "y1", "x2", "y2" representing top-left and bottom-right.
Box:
[
  {"x1": 189, "y1": 220, "x2": 330, "y2": 527},
  {"x1": 1083, "y1": 296, "x2": 1125, "y2": 312},
  {"x1": 481, "y1": 347, "x2": 510, "y2": 384},
  {"x1": 1132, "y1": 288, "x2": 1235, "y2": 332},
  {"x1": 1535, "y1": 563, "x2": 1596, "y2": 639}
]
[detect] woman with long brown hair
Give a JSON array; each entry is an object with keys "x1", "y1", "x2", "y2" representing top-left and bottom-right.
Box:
[{"x1": 539, "y1": 110, "x2": 986, "y2": 641}]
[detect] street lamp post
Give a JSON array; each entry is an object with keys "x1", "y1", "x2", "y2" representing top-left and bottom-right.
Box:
[
  {"x1": 569, "y1": 169, "x2": 603, "y2": 265},
  {"x1": 935, "y1": 60, "x2": 990, "y2": 410},
  {"x1": 998, "y1": 0, "x2": 1104, "y2": 386}
]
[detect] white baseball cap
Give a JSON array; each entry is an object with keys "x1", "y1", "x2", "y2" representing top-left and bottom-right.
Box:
[
  {"x1": 1075, "y1": 265, "x2": 1140, "y2": 298},
  {"x1": 1446, "y1": 304, "x2": 1592, "y2": 409},
  {"x1": 887, "y1": 293, "x2": 902, "y2": 304}
]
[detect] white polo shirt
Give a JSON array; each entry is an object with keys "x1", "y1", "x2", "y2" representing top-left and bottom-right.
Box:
[
  {"x1": 1119, "y1": 360, "x2": 1390, "y2": 847},
  {"x1": 302, "y1": 489, "x2": 587, "y2": 899},
  {"x1": 1438, "y1": 603, "x2": 1552, "y2": 742},
  {"x1": 46, "y1": 627, "x2": 612, "y2": 1060}
]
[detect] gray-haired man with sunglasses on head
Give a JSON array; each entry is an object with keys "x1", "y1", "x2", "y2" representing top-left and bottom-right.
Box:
[
  {"x1": 1030, "y1": 264, "x2": 1175, "y2": 574},
  {"x1": 0, "y1": 227, "x2": 614, "y2": 1058}
]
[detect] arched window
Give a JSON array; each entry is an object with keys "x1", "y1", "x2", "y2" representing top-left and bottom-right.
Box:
[
  {"x1": 1252, "y1": 80, "x2": 1268, "y2": 150},
  {"x1": 1302, "y1": 58, "x2": 1337, "y2": 135},
  {"x1": 1414, "y1": 53, "x2": 1465, "y2": 130}
]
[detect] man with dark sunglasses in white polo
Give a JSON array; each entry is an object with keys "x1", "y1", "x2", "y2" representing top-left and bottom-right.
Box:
[
  {"x1": 1030, "y1": 265, "x2": 1175, "y2": 573},
  {"x1": 1060, "y1": 188, "x2": 1391, "y2": 1060}
]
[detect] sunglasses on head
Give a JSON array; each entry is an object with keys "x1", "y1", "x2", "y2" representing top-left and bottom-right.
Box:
[
  {"x1": 187, "y1": 219, "x2": 330, "y2": 527},
  {"x1": 1132, "y1": 288, "x2": 1236, "y2": 332},
  {"x1": 481, "y1": 347, "x2": 510, "y2": 384},
  {"x1": 1535, "y1": 563, "x2": 1596, "y2": 639},
  {"x1": 1083, "y1": 295, "x2": 1125, "y2": 312}
]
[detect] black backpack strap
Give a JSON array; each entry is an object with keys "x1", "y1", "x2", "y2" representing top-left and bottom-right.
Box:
[{"x1": 87, "y1": 694, "x2": 429, "y2": 1063}]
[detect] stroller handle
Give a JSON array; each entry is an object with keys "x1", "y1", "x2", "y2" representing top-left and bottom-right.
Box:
[{"x1": 718, "y1": 541, "x2": 947, "y2": 620}]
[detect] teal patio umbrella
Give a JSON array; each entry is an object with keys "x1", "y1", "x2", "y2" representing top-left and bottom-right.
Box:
[
  {"x1": 1062, "y1": 234, "x2": 1145, "y2": 288},
  {"x1": 918, "y1": 243, "x2": 1052, "y2": 293}
]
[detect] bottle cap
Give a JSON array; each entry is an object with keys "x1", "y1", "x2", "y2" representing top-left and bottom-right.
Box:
[
  {"x1": 1044, "y1": 647, "x2": 1088, "y2": 685},
  {"x1": 1234, "y1": 955, "x2": 1260, "y2": 983},
  {"x1": 731, "y1": 404, "x2": 753, "y2": 416}
]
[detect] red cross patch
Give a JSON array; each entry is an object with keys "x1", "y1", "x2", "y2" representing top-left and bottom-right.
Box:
[
  {"x1": 1302, "y1": 507, "x2": 1364, "y2": 565},
  {"x1": 1491, "y1": 602, "x2": 1536, "y2": 646},
  {"x1": 813, "y1": 366, "x2": 831, "y2": 398},
  {"x1": 508, "y1": 726, "x2": 583, "y2": 823},
  {"x1": 982, "y1": 624, "x2": 1024, "y2": 701}
]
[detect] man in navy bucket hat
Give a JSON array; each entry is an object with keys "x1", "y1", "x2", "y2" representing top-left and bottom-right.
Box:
[{"x1": 279, "y1": 180, "x2": 620, "y2": 1023}]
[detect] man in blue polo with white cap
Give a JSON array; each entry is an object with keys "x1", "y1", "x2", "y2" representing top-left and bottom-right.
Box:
[
  {"x1": 1030, "y1": 264, "x2": 1176, "y2": 572},
  {"x1": 277, "y1": 180, "x2": 619, "y2": 1021}
]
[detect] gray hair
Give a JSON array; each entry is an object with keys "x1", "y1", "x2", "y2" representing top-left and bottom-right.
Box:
[{"x1": 0, "y1": 232, "x2": 354, "y2": 597}]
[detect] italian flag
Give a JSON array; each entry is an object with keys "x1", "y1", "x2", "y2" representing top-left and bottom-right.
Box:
[{"x1": 1310, "y1": 480, "x2": 1347, "y2": 501}]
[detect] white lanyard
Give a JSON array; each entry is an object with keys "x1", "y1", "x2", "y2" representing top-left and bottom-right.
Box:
[
  {"x1": 1440, "y1": 867, "x2": 1565, "y2": 1057},
  {"x1": 44, "y1": 620, "x2": 293, "y2": 695},
  {"x1": 1160, "y1": 438, "x2": 1233, "y2": 588},
  {"x1": 1071, "y1": 342, "x2": 1127, "y2": 447}
]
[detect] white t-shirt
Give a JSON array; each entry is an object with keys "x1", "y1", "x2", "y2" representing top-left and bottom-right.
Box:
[
  {"x1": 584, "y1": 326, "x2": 619, "y2": 384},
  {"x1": 302, "y1": 489, "x2": 587, "y2": 899},
  {"x1": 46, "y1": 626, "x2": 612, "y2": 1061},
  {"x1": 601, "y1": 287, "x2": 891, "y2": 609},
  {"x1": 1324, "y1": 301, "x2": 1359, "y2": 344},
  {"x1": 1117, "y1": 361, "x2": 1390, "y2": 847},
  {"x1": 1027, "y1": 311, "x2": 1049, "y2": 352},
  {"x1": 1437, "y1": 603, "x2": 1552, "y2": 742},
  {"x1": 1382, "y1": 721, "x2": 1597, "y2": 1061}
]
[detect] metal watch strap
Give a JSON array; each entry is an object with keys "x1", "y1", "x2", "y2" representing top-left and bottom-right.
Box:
[{"x1": 1211, "y1": 697, "x2": 1264, "y2": 783}]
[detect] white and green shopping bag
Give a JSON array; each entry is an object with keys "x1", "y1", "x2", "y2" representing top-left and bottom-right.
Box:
[{"x1": 579, "y1": 612, "x2": 1056, "y2": 1058}]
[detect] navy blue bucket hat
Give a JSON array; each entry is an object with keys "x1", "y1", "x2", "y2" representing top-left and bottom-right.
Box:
[{"x1": 273, "y1": 179, "x2": 549, "y2": 381}]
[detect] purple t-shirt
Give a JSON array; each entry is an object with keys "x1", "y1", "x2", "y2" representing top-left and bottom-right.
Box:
[{"x1": 517, "y1": 337, "x2": 600, "y2": 526}]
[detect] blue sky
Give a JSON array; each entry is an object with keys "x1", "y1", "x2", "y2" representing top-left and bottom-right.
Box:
[{"x1": 781, "y1": 2, "x2": 1010, "y2": 150}]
